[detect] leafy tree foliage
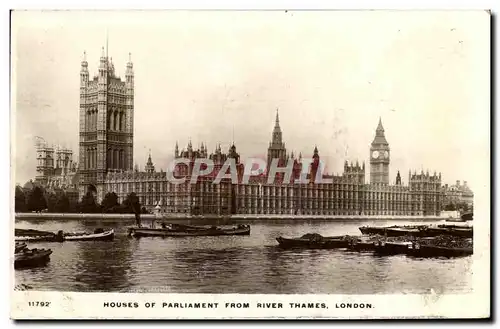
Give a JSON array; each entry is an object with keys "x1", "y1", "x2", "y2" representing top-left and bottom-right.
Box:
[
  {"x1": 55, "y1": 193, "x2": 70, "y2": 213},
  {"x1": 27, "y1": 186, "x2": 47, "y2": 212},
  {"x1": 101, "y1": 192, "x2": 120, "y2": 213},
  {"x1": 78, "y1": 191, "x2": 100, "y2": 213},
  {"x1": 46, "y1": 192, "x2": 58, "y2": 212},
  {"x1": 14, "y1": 186, "x2": 27, "y2": 212},
  {"x1": 123, "y1": 192, "x2": 141, "y2": 214}
]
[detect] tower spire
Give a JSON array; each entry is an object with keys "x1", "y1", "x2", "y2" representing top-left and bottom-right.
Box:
[
  {"x1": 377, "y1": 117, "x2": 384, "y2": 132},
  {"x1": 106, "y1": 29, "x2": 109, "y2": 59},
  {"x1": 275, "y1": 108, "x2": 280, "y2": 128}
]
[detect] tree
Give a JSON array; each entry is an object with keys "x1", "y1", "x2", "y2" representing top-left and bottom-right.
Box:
[
  {"x1": 55, "y1": 193, "x2": 70, "y2": 213},
  {"x1": 101, "y1": 192, "x2": 119, "y2": 213},
  {"x1": 27, "y1": 186, "x2": 47, "y2": 212},
  {"x1": 123, "y1": 192, "x2": 141, "y2": 214},
  {"x1": 444, "y1": 203, "x2": 456, "y2": 211},
  {"x1": 46, "y1": 192, "x2": 58, "y2": 213},
  {"x1": 79, "y1": 191, "x2": 99, "y2": 213},
  {"x1": 14, "y1": 186, "x2": 27, "y2": 212}
]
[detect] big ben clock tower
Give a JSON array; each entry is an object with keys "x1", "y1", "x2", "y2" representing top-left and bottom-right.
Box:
[{"x1": 370, "y1": 118, "x2": 390, "y2": 185}]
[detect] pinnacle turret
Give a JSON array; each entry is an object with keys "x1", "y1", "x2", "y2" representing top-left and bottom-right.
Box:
[{"x1": 372, "y1": 117, "x2": 388, "y2": 145}]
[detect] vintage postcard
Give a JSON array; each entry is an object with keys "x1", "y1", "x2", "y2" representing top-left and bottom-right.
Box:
[{"x1": 10, "y1": 10, "x2": 490, "y2": 319}]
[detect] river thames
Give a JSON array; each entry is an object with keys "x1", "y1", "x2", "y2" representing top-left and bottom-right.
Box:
[{"x1": 14, "y1": 218, "x2": 473, "y2": 294}]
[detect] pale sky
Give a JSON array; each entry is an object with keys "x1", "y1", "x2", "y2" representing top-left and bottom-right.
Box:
[{"x1": 11, "y1": 10, "x2": 490, "y2": 191}]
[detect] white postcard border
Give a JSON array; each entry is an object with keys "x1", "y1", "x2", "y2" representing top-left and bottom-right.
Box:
[
  {"x1": 6, "y1": 4, "x2": 494, "y2": 323},
  {"x1": 10, "y1": 291, "x2": 490, "y2": 319}
]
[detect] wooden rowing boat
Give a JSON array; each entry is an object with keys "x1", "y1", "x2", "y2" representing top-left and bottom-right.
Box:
[
  {"x1": 64, "y1": 229, "x2": 115, "y2": 241},
  {"x1": 15, "y1": 228, "x2": 114, "y2": 242}
]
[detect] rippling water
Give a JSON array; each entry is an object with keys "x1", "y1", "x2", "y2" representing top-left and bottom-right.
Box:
[{"x1": 14, "y1": 218, "x2": 473, "y2": 294}]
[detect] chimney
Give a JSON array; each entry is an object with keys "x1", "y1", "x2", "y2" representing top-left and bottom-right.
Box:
[
  {"x1": 456, "y1": 180, "x2": 460, "y2": 186},
  {"x1": 464, "y1": 181, "x2": 467, "y2": 187}
]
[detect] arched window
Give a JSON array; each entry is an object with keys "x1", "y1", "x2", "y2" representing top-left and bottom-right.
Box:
[
  {"x1": 107, "y1": 111, "x2": 112, "y2": 130},
  {"x1": 114, "y1": 149, "x2": 119, "y2": 169},
  {"x1": 86, "y1": 111, "x2": 91, "y2": 131},
  {"x1": 119, "y1": 149, "x2": 124, "y2": 169},
  {"x1": 119, "y1": 112, "x2": 123, "y2": 131},
  {"x1": 114, "y1": 112, "x2": 118, "y2": 131}
]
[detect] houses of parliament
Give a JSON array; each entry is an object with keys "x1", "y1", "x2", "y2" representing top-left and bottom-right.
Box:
[{"x1": 71, "y1": 51, "x2": 444, "y2": 216}]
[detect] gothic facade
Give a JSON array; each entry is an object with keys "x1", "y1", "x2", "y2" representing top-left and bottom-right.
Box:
[
  {"x1": 102, "y1": 117, "x2": 443, "y2": 217},
  {"x1": 443, "y1": 180, "x2": 474, "y2": 207},
  {"x1": 78, "y1": 50, "x2": 134, "y2": 200},
  {"x1": 35, "y1": 142, "x2": 79, "y2": 190},
  {"x1": 77, "y1": 53, "x2": 444, "y2": 216},
  {"x1": 104, "y1": 143, "x2": 236, "y2": 215}
]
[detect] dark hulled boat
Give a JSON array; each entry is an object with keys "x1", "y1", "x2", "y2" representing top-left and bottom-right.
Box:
[
  {"x1": 165, "y1": 223, "x2": 213, "y2": 231},
  {"x1": 276, "y1": 233, "x2": 353, "y2": 249},
  {"x1": 461, "y1": 212, "x2": 473, "y2": 221},
  {"x1": 406, "y1": 235, "x2": 473, "y2": 258},
  {"x1": 359, "y1": 225, "x2": 426, "y2": 237},
  {"x1": 128, "y1": 224, "x2": 250, "y2": 237},
  {"x1": 15, "y1": 228, "x2": 56, "y2": 237},
  {"x1": 14, "y1": 248, "x2": 53, "y2": 269},
  {"x1": 347, "y1": 241, "x2": 376, "y2": 252},
  {"x1": 427, "y1": 226, "x2": 473, "y2": 238},
  {"x1": 406, "y1": 243, "x2": 473, "y2": 258},
  {"x1": 359, "y1": 224, "x2": 473, "y2": 238}
]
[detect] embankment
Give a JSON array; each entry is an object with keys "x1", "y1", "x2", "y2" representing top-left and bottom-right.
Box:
[{"x1": 14, "y1": 212, "x2": 444, "y2": 222}]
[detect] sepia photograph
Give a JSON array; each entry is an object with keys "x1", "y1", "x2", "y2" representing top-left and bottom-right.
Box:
[{"x1": 9, "y1": 9, "x2": 490, "y2": 319}]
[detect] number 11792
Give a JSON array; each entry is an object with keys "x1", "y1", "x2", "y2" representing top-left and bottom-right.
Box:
[{"x1": 28, "y1": 301, "x2": 50, "y2": 307}]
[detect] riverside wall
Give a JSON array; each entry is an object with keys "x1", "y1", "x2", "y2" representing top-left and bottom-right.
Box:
[{"x1": 14, "y1": 212, "x2": 445, "y2": 222}]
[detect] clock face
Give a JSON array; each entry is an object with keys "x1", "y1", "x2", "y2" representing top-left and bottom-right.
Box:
[
  {"x1": 384, "y1": 151, "x2": 389, "y2": 158},
  {"x1": 372, "y1": 151, "x2": 379, "y2": 159}
]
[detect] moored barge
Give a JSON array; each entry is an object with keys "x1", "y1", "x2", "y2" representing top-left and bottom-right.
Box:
[
  {"x1": 128, "y1": 224, "x2": 250, "y2": 237},
  {"x1": 276, "y1": 233, "x2": 355, "y2": 249}
]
